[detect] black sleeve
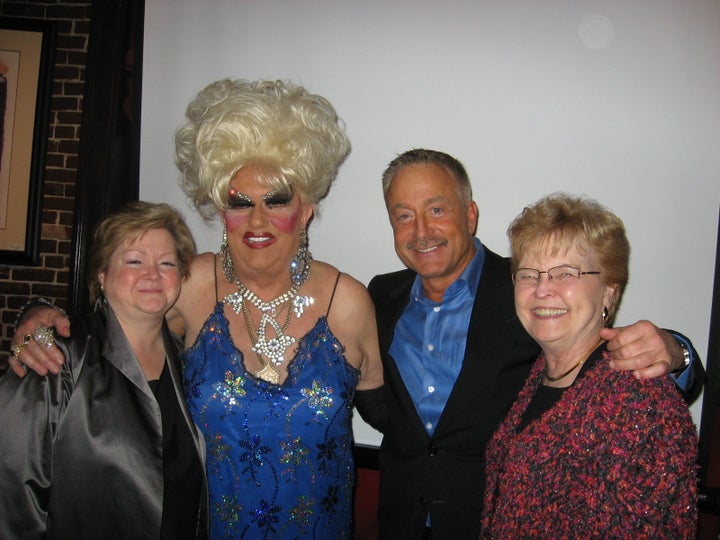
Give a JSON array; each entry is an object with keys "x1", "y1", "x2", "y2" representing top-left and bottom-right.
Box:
[{"x1": 354, "y1": 385, "x2": 389, "y2": 433}]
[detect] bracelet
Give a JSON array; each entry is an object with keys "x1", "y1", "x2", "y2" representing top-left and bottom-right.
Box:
[
  {"x1": 670, "y1": 341, "x2": 692, "y2": 374},
  {"x1": 13, "y1": 297, "x2": 68, "y2": 333},
  {"x1": 678, "y1": 341, "x2": 691, "y2": 370}
]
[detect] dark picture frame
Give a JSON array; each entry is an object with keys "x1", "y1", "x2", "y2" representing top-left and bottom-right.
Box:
[{"x1": 0, "y1": 17, "x2": 56, "y2": 265}]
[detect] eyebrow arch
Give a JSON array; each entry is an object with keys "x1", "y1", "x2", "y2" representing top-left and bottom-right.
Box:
[
  {"x1": 424, "y1": 196, "x2": 447, "y2": 206},
  {"x1": 389, "y1": 203, "x2": 411, "y2": 213},
  {"x1": 389, "y1": 196, "x2": 446, "y2": 212},
  {"x1": 228, "y1": 188, "x2": 253, "y2": 206},
  {"x1": 262, "y1": 187, "x2": 293, "y2": 204}
]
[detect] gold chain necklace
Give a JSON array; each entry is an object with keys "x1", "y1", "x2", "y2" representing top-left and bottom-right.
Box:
[{"x1": 544, "y1": 339, "x2": 604, "y2": 383}]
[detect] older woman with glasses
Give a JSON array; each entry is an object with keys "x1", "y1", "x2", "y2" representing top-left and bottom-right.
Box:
[{"x1": 480, "y1": 193, "x2": 697, "y2": 539}]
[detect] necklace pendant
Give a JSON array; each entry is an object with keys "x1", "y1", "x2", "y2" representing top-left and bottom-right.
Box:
[
  {"x1": 255, "y1": 363, "x2": 281, "y2": 384},
  {"x1": 250, "y1": 312, "x2": 296, "y2": 369}
]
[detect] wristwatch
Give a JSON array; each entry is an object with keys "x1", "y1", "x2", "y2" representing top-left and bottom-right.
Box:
[{"x1": 675, "y1": 341, "x2": 691, "y2": 372}]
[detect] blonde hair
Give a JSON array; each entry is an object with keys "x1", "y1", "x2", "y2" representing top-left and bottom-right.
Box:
[
  {"x1": 507, "y1": 193, "x2": 629, "y2": 323},
  {"x1": 87, "y1": 201, "x2": 196, "y2": 302},
  {"x1": 175, "y1": 79, "x2": 350, "y2": 220}
]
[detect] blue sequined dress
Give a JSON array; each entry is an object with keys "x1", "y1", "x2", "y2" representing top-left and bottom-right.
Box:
[{"x1": 182, "y1": 301, "x2": 359, "y2": 540}]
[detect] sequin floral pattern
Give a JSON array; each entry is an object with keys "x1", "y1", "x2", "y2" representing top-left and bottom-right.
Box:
[
  {"x1": 183, "y1": 302, "x2": 359, "y2": 539},
  {"x1": 480, "y1": 344, "x2": 698, "y2": 539}
]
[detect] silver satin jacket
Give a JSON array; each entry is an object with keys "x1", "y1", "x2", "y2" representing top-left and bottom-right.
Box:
[{"x1": 0, "y1": 301, "x2": 208, "y2": 539}]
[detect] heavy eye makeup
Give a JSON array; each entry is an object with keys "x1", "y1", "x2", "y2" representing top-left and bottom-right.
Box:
[
  {"x1": 261, "y1": 187, "x2": 294, "y2": 207},
  {"x1": 227, "y1": 187, "x2": 294, "y2": 209},
  {"x1": 228, "y1": 188, "x2": 254, "y2": 209}
]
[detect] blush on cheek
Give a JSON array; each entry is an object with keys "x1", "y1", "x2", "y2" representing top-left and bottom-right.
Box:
[
  {"x1": 268, "y1": 211, "x2": 299, "y2": 234},
  {"x1": 224, "y1": 212, "x2": 248, "y2": 232}
]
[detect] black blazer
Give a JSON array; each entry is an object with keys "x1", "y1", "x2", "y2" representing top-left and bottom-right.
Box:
[{"x1": 368, "y1": 245, "x2": 539, "y2": 539}]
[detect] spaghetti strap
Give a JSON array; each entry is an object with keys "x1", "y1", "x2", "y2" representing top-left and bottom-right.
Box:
[
  {"x1": 326, "y1": 272, "x2": 342, "y2": 317},
  {"x1": 214, "y1": 254, "x2": 220, "y2": 303}
]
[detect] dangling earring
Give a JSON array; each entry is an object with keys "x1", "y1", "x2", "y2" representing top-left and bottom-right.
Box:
[
  {"x1": 601, "y1": 307, "x2": 609, "y2": 326},
  {"x1": 289, "y1": 228, "x2": 313, "y2": 287},
  {"x1": 220, "y1": 227, "x2": 236, "y2": 283}
]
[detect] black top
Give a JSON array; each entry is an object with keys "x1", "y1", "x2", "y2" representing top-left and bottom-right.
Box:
[
  {"x1": 149, "y1": 361, "x2": 204, "y2": 540},
  {"x1": 517, "y1": 351, "x2": 600, "y2": 432}
]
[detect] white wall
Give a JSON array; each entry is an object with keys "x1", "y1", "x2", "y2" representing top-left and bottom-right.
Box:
[{"x1": 141, "y1": 0, "x2": 720, "y2": 445}]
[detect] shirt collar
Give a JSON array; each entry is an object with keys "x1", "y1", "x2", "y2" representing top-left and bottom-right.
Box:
[{"x1": 410, "y1": 237, "x2": 486, "y2": 304}]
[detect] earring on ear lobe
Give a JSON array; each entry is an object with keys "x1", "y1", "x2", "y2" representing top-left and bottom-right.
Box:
[
  {"x1": 601, "y1": 307, "x2": 609, "y2": 326},
  {"x1": 220, "y1": 227, "x2": 236, "y2": 283},
  {"x1": 289, "y1": 228, "x2": 313, "y2": 287}
]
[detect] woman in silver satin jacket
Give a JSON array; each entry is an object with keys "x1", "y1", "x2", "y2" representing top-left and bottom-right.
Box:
[{"x1": 0, "y1": 202, "x2": 208, "y2": 539}]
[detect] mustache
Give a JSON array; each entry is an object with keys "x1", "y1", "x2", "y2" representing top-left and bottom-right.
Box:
[{"x1": 404, "y1": 237, "x2": 448, "y2": 251}]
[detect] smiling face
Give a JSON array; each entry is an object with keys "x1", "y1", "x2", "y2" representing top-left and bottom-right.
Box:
[
  {"x1": 222, "y1": 166, "x2": 313, "y2": 279},
  {"x1": 385, "y1": 163, "x2": 478, "y2": 300},
  {"x1": 98, "y1": 228, "x2": 182, "y2": 323},
  {"x1": 514, "y1": 242, "x2": 616, "y2": 358}
]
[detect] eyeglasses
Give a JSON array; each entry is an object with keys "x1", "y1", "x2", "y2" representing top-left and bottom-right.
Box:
[{"x1": 512, "y1": 265, "x2": 600, "y2": 288}]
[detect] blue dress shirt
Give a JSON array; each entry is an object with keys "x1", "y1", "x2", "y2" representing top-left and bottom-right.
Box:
[{"x1": 389, "y1": 238, "x2": 485, "y2": 435}]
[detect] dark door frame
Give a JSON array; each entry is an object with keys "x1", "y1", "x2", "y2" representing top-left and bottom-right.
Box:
[
  {"x1": 699, "y1": 208, "x2": 720, "y2": 522},
  {"x1": 68, "y1": 0, "x2": 143, "y2": 314}
]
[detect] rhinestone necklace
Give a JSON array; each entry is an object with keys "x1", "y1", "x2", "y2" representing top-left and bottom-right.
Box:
[
  {"x1": 224, "y1": 280, "x2": 314, "y2": 384},
  {"x1": 225, "y1": 280, "x2": 314, "y2": 318}
]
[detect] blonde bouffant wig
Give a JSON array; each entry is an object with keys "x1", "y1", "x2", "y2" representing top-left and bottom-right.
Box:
[{"x1": 174, "y1": 79, "x2": 351, "y2": 220}]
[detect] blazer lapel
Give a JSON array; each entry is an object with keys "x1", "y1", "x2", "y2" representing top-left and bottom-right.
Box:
[
  {"x1": 102, "y1": 308, "x2": 162, "y2": 432},
  {"x1": 432, "y1": 248, "x2": 526, "y2": 437},
  {"x1": 375, "y1": 271, "x2": 432, "y2": 439}
]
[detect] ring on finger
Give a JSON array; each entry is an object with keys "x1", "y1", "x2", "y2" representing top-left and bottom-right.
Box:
[
  {"x1": 32, "y1": 326, "x2": 55, "y2": 348},
  {"x1": 11, "y1": 343, "x2": 27, "y2": 359}
]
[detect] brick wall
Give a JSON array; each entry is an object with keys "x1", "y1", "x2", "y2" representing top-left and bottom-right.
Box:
[{"x1": 0, "y1": 1, "x2": 91, "y2": 370}]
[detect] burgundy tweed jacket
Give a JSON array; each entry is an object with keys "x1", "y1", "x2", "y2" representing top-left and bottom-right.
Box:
[{"x1": 481, "y1": 344, "x2": 698, "y2": 539}]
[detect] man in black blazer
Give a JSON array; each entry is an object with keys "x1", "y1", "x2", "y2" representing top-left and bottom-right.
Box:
[{"x1": 367, "y1": 149, "x2": 702, "y2": 539}]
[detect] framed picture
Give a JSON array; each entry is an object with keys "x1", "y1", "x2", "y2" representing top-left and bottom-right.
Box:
[{"x1": 0, "y1": 17, "x2": 56, "y2": 265}]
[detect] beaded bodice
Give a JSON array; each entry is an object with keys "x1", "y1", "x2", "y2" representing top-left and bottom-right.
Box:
[{"x1": 182, "y1": 302, "x2": 359, "y2": 539}]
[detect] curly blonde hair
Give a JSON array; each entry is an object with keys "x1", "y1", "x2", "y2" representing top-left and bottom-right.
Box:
[{"x1": 175, "y1": 79, "x2": 350, "y2": 220}]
